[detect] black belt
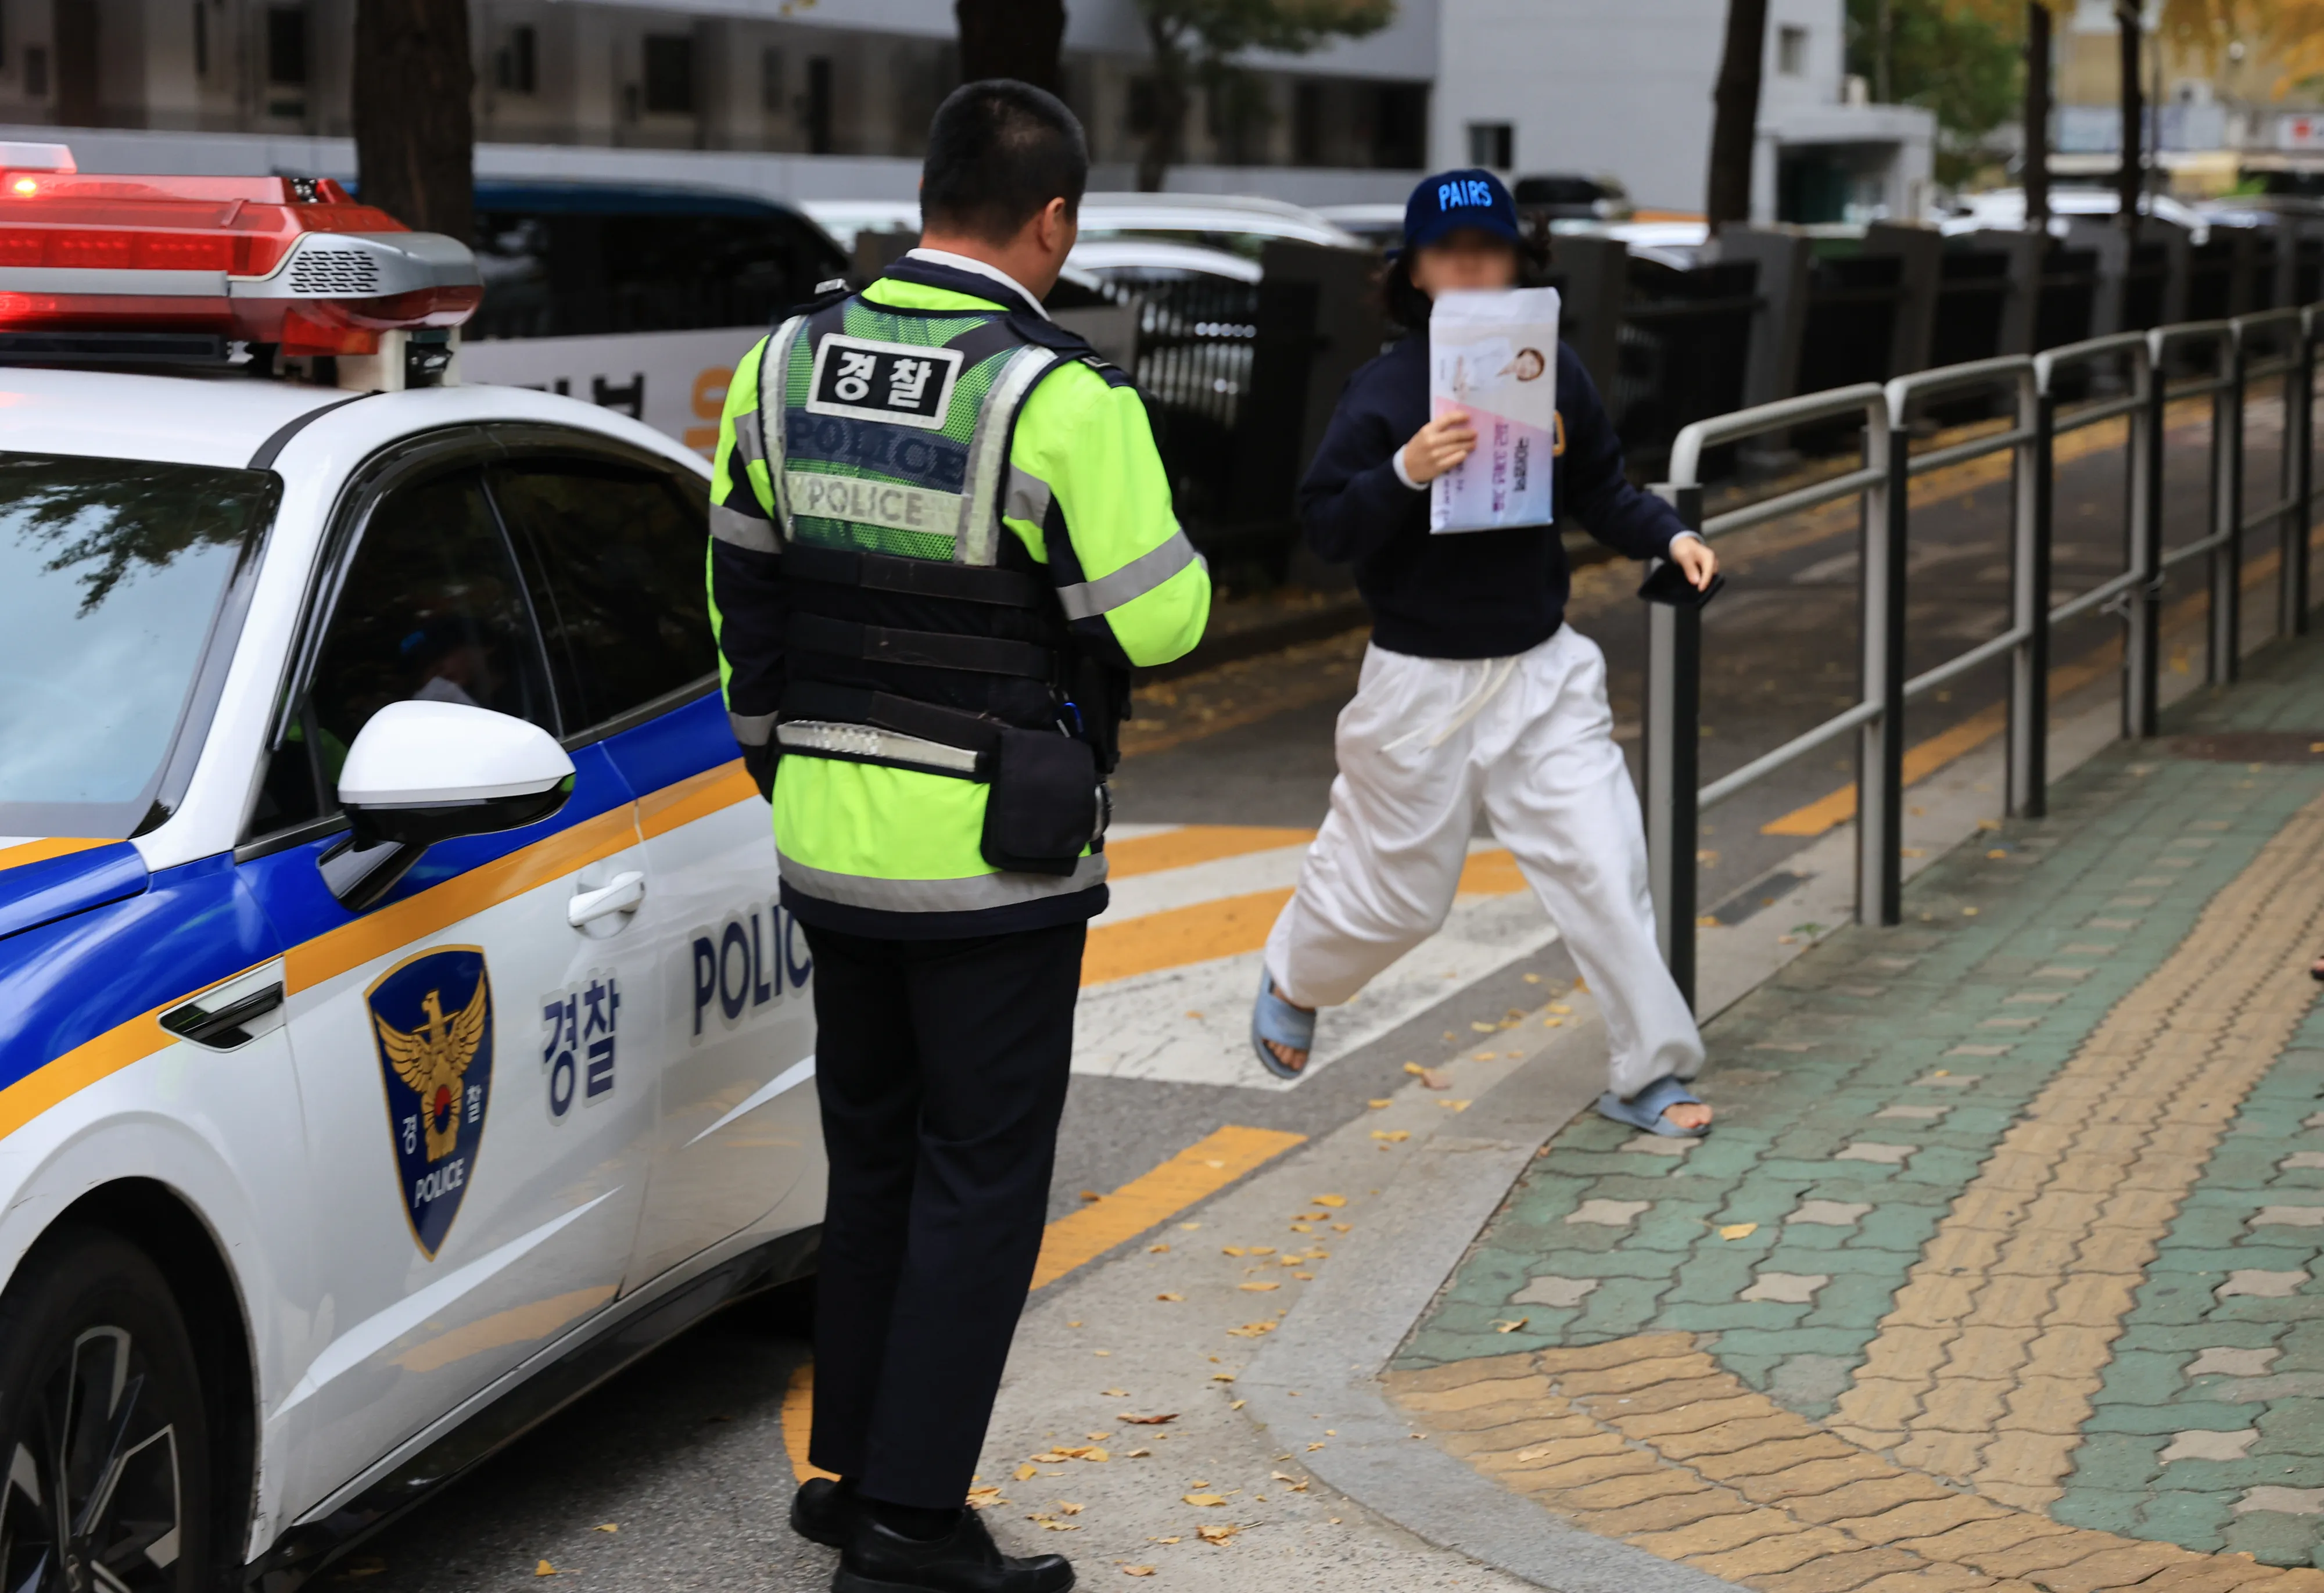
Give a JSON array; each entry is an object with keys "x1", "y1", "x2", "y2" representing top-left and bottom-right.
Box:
[
  {"x1": 783, "y1": 543, "x2": 1047, "y2": 609},
  {"x1": 780, "y1": 680, "x2": 1006, "y2": 760},
  {"x1": 787, "y1": 613, "x2": 1054, "y2": 680}
]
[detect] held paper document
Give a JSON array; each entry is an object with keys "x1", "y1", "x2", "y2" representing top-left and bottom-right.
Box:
[{"x1": 1428, "y1": 286, "x2": 1559, "y2": 534}]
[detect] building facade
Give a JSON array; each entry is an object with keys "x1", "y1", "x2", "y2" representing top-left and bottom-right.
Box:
[{"x1": 0, "y1": 0, "x2": 1926, "y2": 219}]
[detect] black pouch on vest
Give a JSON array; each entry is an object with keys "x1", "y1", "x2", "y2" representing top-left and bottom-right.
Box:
[{"x1": 980, "y1": 727, "x2": 1099, "y2": 876}]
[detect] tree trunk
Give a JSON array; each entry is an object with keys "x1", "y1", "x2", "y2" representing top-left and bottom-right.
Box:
[
  {"x1": 353, "y1": 0, "x2": 475, "y2": 240},
  {"x1": 2024, "y1": 2, "x2": 2051, "y2": 229},
  {"x1": 52, "y1": 0, "x2": 100, "y2": 127},
  {"x1": 955, "y1": 0, "x2": 1066, "y2": 92},
  {"x1": 2115, "y1": 3, "x2": 2143, "y2": 232},
  {"x1": 1136, "y1": 24, "x2": 1189, "y2": 193},
  {"x1": 1706, "y1": 0, "x2": 1770, "y2": 229}
]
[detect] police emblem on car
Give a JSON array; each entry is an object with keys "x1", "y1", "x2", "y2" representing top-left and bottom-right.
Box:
[
  {"x1": 806, "y1": 333, "x2": 963, "y2": 429},
  {"x1": 368, "y1": 946, "x2": 495, "y2": 1258}
]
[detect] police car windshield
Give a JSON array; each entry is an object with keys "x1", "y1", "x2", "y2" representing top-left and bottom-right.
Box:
[{"x1": 0, "y1": 453, "x2": 277, "y2": 838}]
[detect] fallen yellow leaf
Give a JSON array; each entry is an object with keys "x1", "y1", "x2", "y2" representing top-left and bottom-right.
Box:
[
  {"x1": 1307, "y1": 1441, "x2": 1326, "y2": 1451},
  {"x1": 1548, "y1": 1003, "x2": 1572, "y2": 1014},
  {"x1": 1524, "y1": 973, "x2": 1542, "y2": 983},
  {"x1": 1124, "y1": 1566, "x2": 1157, "y2": 1576},
  {"x1": 1367, "y1": 1099, "x2": 1391, "y2": 1109},
  {"x1": 1491, "y1": 1317, "x2": 1530, "y2": 1333},
  {"x1": 1333, "y1": 1223, "x2": 1351, "y2": 1232},
  {"x1": 1127, "y1": 1448, "x2": 1151, "y2": 1457},
  {"x1": 1469, "y1": 1021, "x2": 1496, "y2": 1032},
  {"x1": 1183, "y1": 1492, "x2": 1228, "y2": 1507},
  {"x1": 1371, "y1": 1129, "x2": 1410, "y2": 1142},
  {"x1": 1247, "y1": 1246, "x2": 1276, "y2": 1256},
  {"x1": 1312, "y1": 1195, "x2": 1346, "y2": 1207},
  {"x1": 1541, "y1": 1017, "x2": 1562, "y2": 1028},
  {"x1": 1079, "y1": 1190, "x2": 1103, "y2": 1203},
  {"x1": 1120, "y1": 1412, "x2": 1178, "y2": 1424},
  {"x1": 967, "y1": 1486, "x2": 1005, "y2": 1508},
  {"x1": 1225, "y1": 1321, "x2": 1277, "y2": 1338},
  {"x1": 1212, "y1": 1372, "x2": 1236, "y2": 1382},
  {"x1": 1149, "y1": 1536, "x2": 1181, "y2": 1544},
  {"x1": 1104, "y1": 1389, "x2": 1129, "y2": 1397},
  {"x1": 1440, "y1": 1100, "x2": 1471, "y2": 1111},
  {"x1": 1148, "y1": 1243, "x2": 1170, "y2": 1253},
  {"x1": 593, "y1": 1523, "x2": 619, "y2": 1533},
  {"x1": 1220, "y1": 1245, "x2": 1245, "y2": 1256},
  {"x1": 1288, "y1": 1222, "x2": 1312, "y2": 1232},
  {"x1": 1421, "y1": 1067, "x2": 1453, "y2": 1089},
  {"x1": 1230, "y1": 1398, "x2": 1246, "y2": 1409},
  {"x1": 1060, "y1": 1503, "x2": 1084, "y2": 1515},
  {"x1": 1156, "y1": 1291, "x2": 1183, "y2": 1301},
  {"x1": 1719, "y1": 1223, "x2": 1758, "y2": 1240},
  {"x1": 1196, "y1": 1523, "x2": 1239, "y2": 1544},
  {"x1": 1294, "y1": 1272, "x2": 1315, "y2": 1280},
  {"x1": 1403, "y1": 1061, "x2": 1426, "y2": 1076},
  {"x1": 535, "y1": 1563, "x2": 556, "y2": 1578},
  {"x1": 1239, "y1": 1280, "x2": 1280, "y2": 1291},
  {"x1": 1015, "y1": 1464, "x2": 1039, "y2": 1481}
]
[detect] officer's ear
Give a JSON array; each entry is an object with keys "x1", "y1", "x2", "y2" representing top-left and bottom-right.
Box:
[{"x1": 1033, "y1": 196, "x2": 1076, "y2": 258}]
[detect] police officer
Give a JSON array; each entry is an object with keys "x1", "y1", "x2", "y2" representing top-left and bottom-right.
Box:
[{"x1": 708, "y1": 80, "x2": 1210, "y2": 1593}]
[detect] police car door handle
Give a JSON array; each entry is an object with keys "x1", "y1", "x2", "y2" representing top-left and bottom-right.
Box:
[{"x1": 569, "y1": 871, "x2": 647, "y2": 928}]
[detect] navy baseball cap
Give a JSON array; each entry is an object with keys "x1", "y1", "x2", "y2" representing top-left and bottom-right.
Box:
[{"x1": 1403, "y1": 168, "x2": 1520, "y2": 251}]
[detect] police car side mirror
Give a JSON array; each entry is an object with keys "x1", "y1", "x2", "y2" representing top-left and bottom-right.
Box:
[{"x1": 322, "y1": 702, "x2": 576, "y2": 910}]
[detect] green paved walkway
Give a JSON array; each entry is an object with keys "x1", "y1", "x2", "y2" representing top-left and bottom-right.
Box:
[{"x1": 1391, "y1": 628, "x2": 2324, "y2": 1586}]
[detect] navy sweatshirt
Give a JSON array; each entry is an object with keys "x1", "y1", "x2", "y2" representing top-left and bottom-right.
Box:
[{"x1": 1297, "y1": 332, "x2": 1688, "y2": 660}]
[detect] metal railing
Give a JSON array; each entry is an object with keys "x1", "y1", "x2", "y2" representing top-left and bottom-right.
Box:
[{"x1": 1644, "y1": 301, "x2": 2321, "y2": 1005}]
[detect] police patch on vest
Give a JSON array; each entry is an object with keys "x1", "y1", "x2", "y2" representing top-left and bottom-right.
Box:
[
  {"x1": 786, "y1": 470, "x2": 964, "y2": 537},
  {"x1": 367, "y1": 946, "x2": 494, "y2": 1260},
  {"x1": 806, "y1": 335, "x2": 963, "y2": 430}
]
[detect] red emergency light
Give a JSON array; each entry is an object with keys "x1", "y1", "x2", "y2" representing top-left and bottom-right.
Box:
[{"x1": 0, "y1": 149, "x2": 482, "y2": 357}]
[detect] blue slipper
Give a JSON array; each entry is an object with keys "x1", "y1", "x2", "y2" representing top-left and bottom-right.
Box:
[
  {"x1": 1597, "y1": 1074, "x2": 1710, "y2": 1137},
  {"x1": 1251, "y1": 968, "x2": 1315, "y2": 1081}
]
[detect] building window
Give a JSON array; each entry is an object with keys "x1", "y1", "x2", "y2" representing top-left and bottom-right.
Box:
[
  {"x1": 1466, "y1": 121, "x2": 1513, "y2": 170},
  {"x1": 25, "y1": 45, "x2": 49, "y2": 98},
  {"x1": 761, "y1": 47, "x2": 784, "y2": 114},
  {"x1": 1373, "y1": 82, "x2": 1428, "y2": 168},
  {"x1": 805, "y1": 56, "x2": 833, "y2": 153},
  {"x1": 1777, "y1": 26, "x2": 1808, "y2": 77},
  {"x1": 643, "y1": 35, "x2": 694, "y2": 115},
  {"x1": 497, "y1": 25, "x2": 537, "y2": 94},
  {"x1": 266, "y1": 6, "x2": 307, "y2": 85}
]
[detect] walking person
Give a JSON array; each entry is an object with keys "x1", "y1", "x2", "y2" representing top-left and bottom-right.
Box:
[
  {"x1": 708, "y1": 81, "x2": 1210, "y2": 1592},
  {"x1": 1249, "y1": 168, "x2": 1718, "y2": 1138}
]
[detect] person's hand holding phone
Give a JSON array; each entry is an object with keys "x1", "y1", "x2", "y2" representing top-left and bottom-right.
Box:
[
  {"x1": 1398, "y1": 408, "x2": 1477, "y2": 485},
  {"x1": 1669, "y1": 533, "x2": 1719, "y2": 591}
]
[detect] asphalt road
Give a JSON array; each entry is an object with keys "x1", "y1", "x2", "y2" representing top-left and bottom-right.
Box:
[{"x1": 325, "y1": 386, "x2": 2309, "y2": 1593}]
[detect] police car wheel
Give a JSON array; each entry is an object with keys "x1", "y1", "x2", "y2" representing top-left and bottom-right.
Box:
[{"x1": 0, "y1": 1228, "x2": 211, "y2": 1593}]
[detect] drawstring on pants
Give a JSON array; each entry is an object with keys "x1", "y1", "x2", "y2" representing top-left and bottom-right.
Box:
[{"x1": 1382, "y1": 654, "x2": 1521, "y2": 755}]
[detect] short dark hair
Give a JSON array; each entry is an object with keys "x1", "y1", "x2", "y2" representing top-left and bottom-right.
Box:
[{"x1": 921, "y1": 79, "x2": 1089, "y2": 243}]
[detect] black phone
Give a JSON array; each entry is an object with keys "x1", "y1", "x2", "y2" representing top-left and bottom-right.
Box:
[{"x1": 1637, "y1": 559, "x2": 1726, "y2": 609}]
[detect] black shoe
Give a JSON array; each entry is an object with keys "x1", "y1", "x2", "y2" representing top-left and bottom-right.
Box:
[
  {"x1": 792, "y1": 1477, "x2": 859, "y2": 1548},
  {"x1": 832, "y1": 1505, "x2": 1074, "y2": 1593}
]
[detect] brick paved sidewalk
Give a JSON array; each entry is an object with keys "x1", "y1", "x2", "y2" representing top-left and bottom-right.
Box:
[{"x1": 1389, "y1": 630, "x2": 2324, "y2": 1590}]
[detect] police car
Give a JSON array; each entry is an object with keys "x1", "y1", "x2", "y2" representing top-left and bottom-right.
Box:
[{"x1": 0, "y1": 146, "x2": 816, "y2": 1591}]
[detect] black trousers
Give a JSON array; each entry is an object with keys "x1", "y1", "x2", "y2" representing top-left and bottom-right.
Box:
[{"x1": 801, "y1": 919, "x2": 1086, "y2": 1508}]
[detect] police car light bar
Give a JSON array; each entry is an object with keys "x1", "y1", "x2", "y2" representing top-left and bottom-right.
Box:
[{"x1": 0, "y1": 153, "x2": 482, "y2": 357}]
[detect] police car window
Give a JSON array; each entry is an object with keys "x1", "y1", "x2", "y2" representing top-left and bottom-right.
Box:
[
  {"x1": 487, "y1": 460, "x2": 716, "y2": 730},
  {"x1": 261, "y1": 471, "x2": 555, "y2": 833},
  {"x1": 0, "y1": 453, "x2": 274, "y2": 839}
]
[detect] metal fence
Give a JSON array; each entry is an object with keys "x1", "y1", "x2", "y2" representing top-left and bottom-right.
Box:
[{"x1": 1642, "y1": 301, "x2": 2321, "y2": 1004}]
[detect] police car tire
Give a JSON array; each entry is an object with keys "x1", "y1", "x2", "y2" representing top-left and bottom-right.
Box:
[{"x1": 0, "y1": 1226, "x2": 213, "y2": 1593}]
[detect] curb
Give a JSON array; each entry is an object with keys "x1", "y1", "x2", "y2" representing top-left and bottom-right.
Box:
[{"x1": 1238, "y1": 1004, "x2": 1745, "y2": 1593}]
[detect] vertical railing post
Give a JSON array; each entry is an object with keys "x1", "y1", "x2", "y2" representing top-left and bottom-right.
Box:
[
  {"x1": 2126, "y1": 340, "x2": 2164, "y2": 736},
  {"x1": 2212, "y1": 329, "x2": 2245, "y2": 682},
  {"x1": 2290, "y1": 311, "x2": 2316, "y2": 634},
  {"x1": 1645, "y1": 483, "x2": 1703, "y2": 1009},
  {"x1": 1858, "y1": 414, "x2": 1907, "y2": 928},
  {"x1": 2009, "y1": 374, "x2": 2055, "y2": 817}
]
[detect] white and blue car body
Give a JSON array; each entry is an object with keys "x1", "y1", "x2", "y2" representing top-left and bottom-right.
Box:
[{"x1": 0, "y1": 343, "x2": 817, "y2": 1586}]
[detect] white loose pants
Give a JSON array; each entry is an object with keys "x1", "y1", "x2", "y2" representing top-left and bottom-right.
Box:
[{"x1": 1263, "y1": 625, "x2": 1703, "y2": 1100}]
